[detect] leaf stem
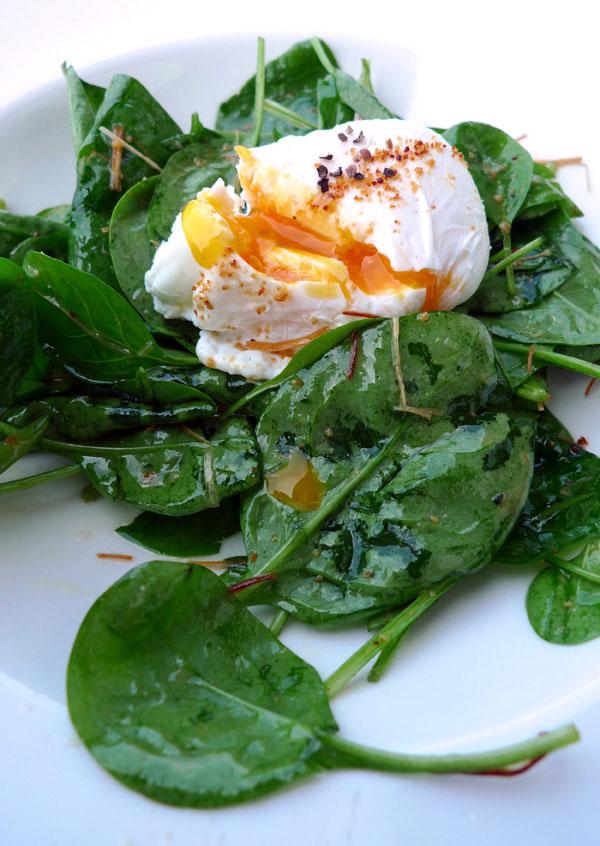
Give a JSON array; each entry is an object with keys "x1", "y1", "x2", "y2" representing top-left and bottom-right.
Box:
[
  {"x1": 325, "y1": 577, "x2": 458, "y2": 698},
  {"x1": 483, "y1": 236, "x2": 543, "y2": 284},
  {"x1": 311, "y1": 38, "x2": 336, "y2": 74},
  {"x1": 546, "y1": 553, "x2": 600, "y2": 586},
  {"x1": 503, "y1": 232, "x2": 516, "y2": 296},
  {"x1": 263, "y1": 99, "x2": 317, "y2": 130},
  {"x1": 253, "y1": 425, "x2": 406, "y2": 581},
  {"x1": 493, "y1": 340, "x2": 600, "y2": 381},
  {"x1": 320, "y1": 723, "x2": 579, "y2": 775},
  {"x1": 269, "y1": 608, "x2": 289, "y2": 637},
  {"x1": 359, "y1": 59, "x2": 374, "y2": 94},
  {"x1": 247, "y1": 37, "x2": 266, "y2": 146},
  {"x1": 367, "y1": 626, "x2": 411, "y2": 683},
  {"x1": 0, "y1": 463, "x2": 81, "y2": 495}
]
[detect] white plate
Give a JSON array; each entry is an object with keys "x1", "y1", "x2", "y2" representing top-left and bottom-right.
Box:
[{"x1": 2, "y1": 34, "x2": 600, "y2": 846}]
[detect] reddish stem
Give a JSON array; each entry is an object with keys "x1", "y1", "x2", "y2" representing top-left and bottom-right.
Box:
[
  {"x1": 468, "y1": 754, "x2": 546, "y2": 777},
  {"x1": 228, "y1": 573, "x2": 277, "y2": 594},
  {"x1": 346, "y1": 332, "x2": 360, "y2": 379}
]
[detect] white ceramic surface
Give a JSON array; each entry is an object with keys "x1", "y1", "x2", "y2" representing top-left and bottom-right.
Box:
[{"x1": 1, "y1": 34, "x2": 600, "y2": 846}]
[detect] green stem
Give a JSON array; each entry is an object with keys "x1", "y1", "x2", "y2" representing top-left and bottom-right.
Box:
[
  {"x1": 515, "y1": 374, "x2": 551, "y2": 404},
  {"x1": 158, "y1": 347, "x2": 199, "y2": 367},
  {"x1": 0, "y1": 463, "x2": 81, "y2": 495},
  {"x1": 493, "y1": 339, "x2": 600, "y2": 381},
  {"x1": 269, "y1": 608, "x2": 289, "y2": 637},
  {"x1": 247, "y1": 37, "x2": 266, "y2": 146},
  {"x1": 311, "y1": 37, "x2": 336, "y2": 74},
  {"x1": 320, "y1": 723, "x2": 579, "y2": 775},
  {"x1": 367, "y1": 626, "x2": 411, "y2": 683},
  {"x1": 359, "y1": 59, "x2": 374, "y2": 93},
  {"x1": 263, "y1": 99, "x2": 317, "y2": 130},
  {"x1": 546, "y1": 553, "x2": 600, "y2": 586},
  {"x1": 503, "y1": 231, "x2": 516, "y2": 296},
  {"x1": 325, "y1": 577, "x2": 457, "y2": 698},
  {"x1": 254, "y1": 425, "x2": 406, "y2": 580},
  {"x1": 483, "y1": 236, "x2": 543, "y2": 285}
]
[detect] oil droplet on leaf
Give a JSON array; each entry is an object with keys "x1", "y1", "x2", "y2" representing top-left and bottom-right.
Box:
[{"x1": 266, "y1": 451, "x2": 324, "y2": 512}]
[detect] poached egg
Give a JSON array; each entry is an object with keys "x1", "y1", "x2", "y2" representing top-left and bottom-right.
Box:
[{"x1": 146, "y1": 118, "x2": 490, "y2": 380}]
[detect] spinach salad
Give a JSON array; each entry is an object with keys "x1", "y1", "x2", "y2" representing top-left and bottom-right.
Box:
[{"x1": 2, "y1": 36, "x2": 599, "y2": 807}]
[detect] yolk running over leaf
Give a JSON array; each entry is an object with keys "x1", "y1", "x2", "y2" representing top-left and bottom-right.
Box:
[
  {"x1": 265, "y1": 451, "x2": 324, "y2": 512},
  {"x1": 182, "y1": 198, "x2": 447, "y2": 311}
]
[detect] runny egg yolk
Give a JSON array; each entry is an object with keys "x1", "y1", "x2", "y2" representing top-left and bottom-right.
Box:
[
  {"x1": 181, "y1": 196, "x2": 446, "y2": 312},
  {"x1": 265, "y1": 451, "x2": 324, "y2": 512}
]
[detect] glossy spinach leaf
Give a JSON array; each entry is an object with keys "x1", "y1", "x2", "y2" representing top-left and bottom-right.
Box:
[
  {"x1": 0, "y1": 258, "x2": 37, "y2": 405},
  {"x1": 527, "y1": 542, "x2": 600, "y2": 644},
  {"x1": 9, "y1": 230, "x2": 70, "y2": 265},
  {"x1": 483, "y1": 237, "x2": 600, "y2": 345},
  {"x1": 116, "y1": 498, "x2": 239, "y2": 557},
  {"x1": 469, "y1": 212, "x2": 584, "y2": 314},
  {"x1": 216, "y1": 40, "x2": 336, "y2": 144},
  {"x1": 62, "y1": 63, "x2": 105, "y2": 154},
  {"x1": 316, "y1": 75, "x2": 354, "y2": 130},
  {"x1": 3, "y1": 395, "x2": 215, "y2": 442},
  {"x1": 76, "y1": 418, "x2": 259, "y2": 515},
  {"x1": 518, "y1": 162, "x2": 582, "y2": 221},
  {"x1": 444, "y1": 122, "x2": 533, "y2": 230},
  {"x1": 67, "y1": 561, "x2": 336, "y2": 807},
  {"x1": 496, "y1": 415, "x2": 600, "y2": 565},
  {"x1": 69, "y1": 74, "x2": 180, "y2": 288},
  {"x1": 23, "y1": 252, "x2": 194, "y2": 382},
  {"x1": 0, "y1": 416, "x2": 48, "y2": 475},
  {"x1": 0, "y1": 209, "x2": 68, "y2": 259},
  {"x1": 147, "y1": 130, "x2": 237, "y2": 241},
  {"x1": 37, "y1": 204, "x2": 71, "y2": 224}
]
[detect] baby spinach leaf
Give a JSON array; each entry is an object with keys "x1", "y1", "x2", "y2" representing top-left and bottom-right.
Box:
[
  {"x1": 483, "y1": 237, "x2": 600, "y2": 345},
  {"x1": 0, "y1": 258, "x2": 37, "y2": 405},
  {"x1": 23, "y1": 252, "x2": 194, "y2": 382},
  {"x1": 116, "y1": 498, "x2": 239, "y2": 557},
  {"x1": 37, "y1": 204, "x2": 71, "y2": 224},
  {"x1": 109, "y1": 175, "x2": 160, "y2": 323},
  {"x1": 518, "y1": 164, "x2": 582, "y2": 221},
  {"x1": 67, "y1": 561, "x2": 336, "y2": 807},
  {"x1": 9, "y1": 230, "x2": 70, "y2": 265},
  {"x1": 316, "y1": 75, "x2": 354, "y2": 130},
  {"x1": 444, "y1": 122, "x2": 533, "y2": 230},
  {"x1": 0, "y1": 209, "x2": 68, "y2": 259},
  {"x1": 496, "y1": 415, "x2": 600, "y2": 565},
  {"x1": 216, "y1": 40, "x2": 338, "y2": 144},
  {"x1": 147, "y1": 130, "x2": 238, "y2": 241},
  {"x1": 3, "y1": 395, "x2": 215, "y2": 442},
  {"x1": 527, "y1": 542, "x2": 600, "y2": 644},
  {"x1": 0, "y1": 416, "x2": 48, "y2": 475},
  {"x1": 67, "y1": 560, "x2": 578, "y2": 807},
  {"x1": 469, "y1": 212, "x2": 584, "y2": 314},
  {"x1": 62, "y1": 63, "x2": 105, "y2": 154},
  {"x1": 69, "y1": 74, "x2": 180, "y2": 289},
  {"x1": 74, "y1": 418, "x2": 259, "y2": 515}
]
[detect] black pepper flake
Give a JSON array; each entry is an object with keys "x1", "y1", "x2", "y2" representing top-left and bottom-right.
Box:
[
  {"x1": 383, "y1": 167, "x2": 397, "y2": 177},
  {"x1": 492, "y1": 492, "x2": 505, "y2": 505},
  {"x1": 330, "y1": 167, "x2": 342, "y2": 177},
  {"x1": 320, "y1": 154, "x2": 333, "y2": 160},
  {"x1": 376, "y1": 177, "x2": 383, "y2": 184},
  {"x1": 317, "y1": 176, "x2": 329, "y2": 193},
  {"x1": 354, "y1": 172, "x2": 365, "y2": 180},
  {"x1": 316, "y1": 164, "x2": 328, "y2": 178},
  {"x1": 346, "y1": 125, "x2": 354, "y2": 134},
  {"x1": 359, "y1": 148, "x2": 372, "y2": 161},
  {"x1": 353, "y1": 130, "x2": 365, "y2": 144},
  {"x1": 404, "y1": 145, "x2": 410, "y2": 153},
  {"x1": 346, "y1": 163, "x2": 357, "y2": 178},
  {"x1": 338, "y1": 132, "x2": 348, "y2": 142}
]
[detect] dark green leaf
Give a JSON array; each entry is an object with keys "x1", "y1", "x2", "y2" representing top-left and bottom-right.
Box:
[
  {"x1": 216, "y1": 40, "x2": 337, "y2": 144},
  {"x1": 69, "y1": 74, "x2": 180, "y2": 288},
  {"x1": 9, "y1": 231, "x2": 69, "y2": 265},
  {"x1": 444, "y1": 122, "x2": 533, "y2": 229},
  {"x1": 116, "y1": 498, "x2": 240, "y2": 557},
  {"x1": 0, "y1": 209, "x2": 68, "y2": 259},
  {"x1": 329, "y1": 69, "x2": 395, "y2": 120},
  {"x1": 3, "y1": 395, "x2": 215, "y2": 442},
  {"x1": 483, "y1": 237, "x2": 600, "y2": 345},
  {"x1": 23, "y1": 252, "x2": 192, "y2": 382},
  {"x1": 518, "y1": 163, "x2": 582, "y2": 221},
  {"x1": 67, "y1": 561, "x2": 336, "y2": 807},
  {"x1": 0, "y1": 416, "x2": 48, "y2": 475},
  {"x1": 147, "y1": 131, "x2": 237, "y2": 242},
  {"x1": 469, "y1": 212, "x2": 584, "y2": 314},
  {"x1": 76, "y1": 418, "x2": 259, "y2": 515},
  {"x1": 0, "y1": 258, "x2": 37, "y2": 405},
  {"x1": 62, "y1": 63, "x2": 106, "y2": 154},
  {"x1": 316, "y1": 75, "x2": 354, "y2": 130},
  {"x1": 109, "y1": 175, "x2": 161, "y2": 322},
  {"x1": 527, "y1": 542, "x2": 600, "y2": 644}
]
